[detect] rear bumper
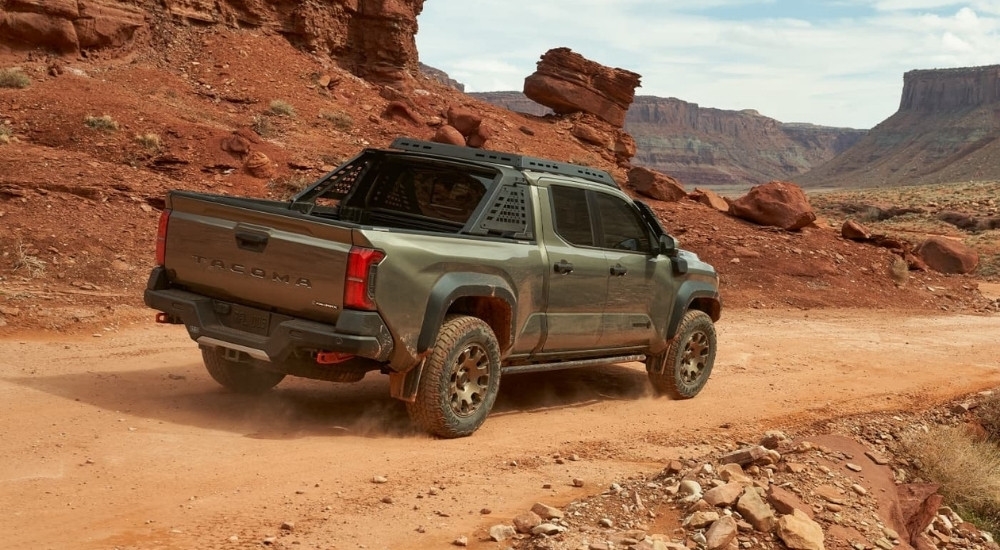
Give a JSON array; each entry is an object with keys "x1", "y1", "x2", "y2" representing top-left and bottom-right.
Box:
[{"x1": 144, "y1": 284, "x2": 393, "y2": 364}]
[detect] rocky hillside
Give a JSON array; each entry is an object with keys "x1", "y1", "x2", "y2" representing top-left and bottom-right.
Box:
[
  {"x1": 472, "y1": 92, "x2": 865, "y2": 188},
  {"x1": 796, "y1": 65, "x2": 1000, "y2": 188},
  {"x1": 0, "y1": 0, "x2": 424, "y2": 86}
]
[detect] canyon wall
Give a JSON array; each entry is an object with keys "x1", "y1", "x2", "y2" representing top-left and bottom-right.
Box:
[
  {"x1": 797, "y1": 64, "x2": 1000, "y2": 188},
  {"x1": 473, "y1": 91, "x2": 864, "y2": 187}
]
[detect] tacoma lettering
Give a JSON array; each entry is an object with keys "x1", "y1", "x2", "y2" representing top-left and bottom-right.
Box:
[{"x1": 192, "y1": 255, "x2": 312, "y2": 288}]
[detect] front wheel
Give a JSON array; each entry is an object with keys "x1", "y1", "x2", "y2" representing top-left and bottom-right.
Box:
[
  {"x1": 202, "y1": 347, "x2": 286, "y2": 394},
  {"x1": 646, "y1": 310, "x2": 716, "y2": 399},
  {"x1": 406, "y1": 315, "x2": 501, "y2": 438}
]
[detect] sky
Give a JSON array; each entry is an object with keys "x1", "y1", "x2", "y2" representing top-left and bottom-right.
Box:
[{"x1": 415, "y1": 0, "x2": 1000, "y2": 129}]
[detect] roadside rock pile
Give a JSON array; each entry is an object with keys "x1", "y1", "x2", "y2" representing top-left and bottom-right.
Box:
[{"x1": 485, "y1": 428, "x2": 998, "y2": 550}]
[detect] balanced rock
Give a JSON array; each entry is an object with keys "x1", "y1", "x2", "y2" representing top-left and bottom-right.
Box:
[{"x1": 524, "y1": 47, "x2": 641, "y2": 127}]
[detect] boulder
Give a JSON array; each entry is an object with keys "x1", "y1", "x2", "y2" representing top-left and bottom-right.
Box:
[
  {"x1": 446, "y1": 105, "x2": 481, "y2": 136},
  {"x1": 512, "y1": 510, "x2": 542, "y2": 534},
  {"x1": 244, "y1": 151, "x2": 275, "y2": 179},
  {"x1": 703, "y1": 482, "x2": 743, "y2": 508},
  {"x1": 914, "y1": 236, "x2": 979, "y2": 274},
  {"x1": 691, "y1": 187, "x2": 731, "y2": 213},
  {"x1": 466, "y1": 123, "x2": 491, "y2": 149},
  {"x1": 431, "y1": 125, "x2": 466, "y2": 147},
  {"x1": 736, "y1": 488, "x2": 775, "y2": 532},
  {"x1": 729, "y1": 181, "x2": 816, "y2": 231},
  {"x1": 705, "y1": 516, "x2": 738, "y2": 550},
  {"x1": 842, "y1": 219, "x2": 872, "y2": 241},
  {"x1": 768, "y1": 486, "x2": 813, "y2": 518},
  {"x1": 898, "y1": 484, "x2": 944, "y2": 546},
  {"x1": 628, "y1": 167, "x2": 686, "y2": 202},
  {"x1": 776, "y1": 509, "x2": 825, "y2": 550},
  {"x1": 523, "y1": 47, "x2": 641, "y2": 127}
]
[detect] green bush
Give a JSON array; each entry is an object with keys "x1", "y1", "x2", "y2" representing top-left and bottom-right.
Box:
[{"x1": 322, "y1": 111, "x2": 353, "y2": 131}]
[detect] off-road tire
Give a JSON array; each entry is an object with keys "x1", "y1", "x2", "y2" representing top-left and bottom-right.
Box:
[
  {"x1": 646, "y1": 310, "x2": 716, "y2": 399},
  {"x1": 202, "y1": 347, "x2": 286, "y2": 394},
  {"x1": 406, "y1": 315, "x2": 501, "y2": 438}
]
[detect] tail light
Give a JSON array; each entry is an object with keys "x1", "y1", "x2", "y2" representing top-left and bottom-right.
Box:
[
  {"x1": 155, "y1": 209, "x2": 171, "y2": 266},
  {"x1": 344, "y1": 246, "x2": 385, "y2": 311}
]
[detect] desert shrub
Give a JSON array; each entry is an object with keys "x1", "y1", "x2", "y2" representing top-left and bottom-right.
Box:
[
  {"x1": 0, "y1": 68, "x2": 30, "y2": 89},
  {"x1": 13, "y1": 242, "x2": 46, "y2": 278},
  {"x1": 84, "y1": 115, "x2": 119, "y2": 132},
  {"x1": 252, "y1": 115, "x2": 276, "y2": 138},
  {"x1": 0, "y1": 123, "x2": 13, "y2": 144},
  {"x1": 978, "y1": 394, "x2": 1000, "y2": 442},
  {"x1": 903, "y1": 426, "x2": 1000, "y2": 534},
  {"x1": 135, "y1": 133, "x2": 161, "y2": 151},
  {"x1": 267, "y1": 100, "x2": 295, "y2": 117},
  {"x1": 322, "y1": 111, "x2": 353, "y2": 131}
]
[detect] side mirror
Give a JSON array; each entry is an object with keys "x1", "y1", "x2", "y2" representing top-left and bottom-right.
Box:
[{"x1": 659, "y1": 234, "x2": 678, "y2": 257}]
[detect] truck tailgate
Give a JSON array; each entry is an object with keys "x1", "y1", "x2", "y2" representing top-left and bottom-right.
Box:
[{"x1": 162, "y1": 192, "x2": 353, "y2": 323}]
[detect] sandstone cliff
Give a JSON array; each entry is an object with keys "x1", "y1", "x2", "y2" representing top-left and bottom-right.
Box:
[
  {"x1": 796, "y1": 64, "x2": 1000, "y2": 188},
  {"x1": 0, "y1": 0, "x2": 424, "y2": 85},
  {"x1": 473, "y1": 92, "x2": 864, "y2": 187}
]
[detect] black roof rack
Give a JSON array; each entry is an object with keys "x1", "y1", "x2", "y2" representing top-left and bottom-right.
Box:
[{"x1": 389, "y1": 137, "x2": 619, "y2": 188}]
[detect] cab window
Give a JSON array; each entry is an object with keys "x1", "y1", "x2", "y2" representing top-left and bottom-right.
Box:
[
  {"x1": 550, "y1": 185, "x2": 594, "y2": 247},
  {"x1": 594, "y1": 192, "x2": 651, "y2": 252}
]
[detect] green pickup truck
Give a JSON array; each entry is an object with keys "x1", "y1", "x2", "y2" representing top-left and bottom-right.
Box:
[{"x1": 144, "y1": 138, "x2": 721, "y2": 437}]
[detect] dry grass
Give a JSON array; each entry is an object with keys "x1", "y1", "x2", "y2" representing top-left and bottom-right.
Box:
[
  {"x1": 0, "y1": 123, "x2": 13, "y2": 145},
  {"x1": 904, "y1": 426, "x2": 1000, "y2": 534},
  {"x1": 13, "y1": 242, "x2": 46, "y2": 278},
  {"x1": 267, "y1": 99, "x2": 296, "y2": 117},
  {"x1": 0, "y1": 68, "x2": 30, "y2": 89},
  {"x1": 134, "y1": 133, "x2": 161, "y2": 151},
  {"x1": 252, "y1": 115, "x2": 277, "y2": 138},
  {"x1": 978, "y1": 395, "x2": 1000, "y2": 443},
  {"x1": 321, "y1": 111, "x2": 353, "y2": 131},
  {"x1": 85, "y1": 115, "x2": 119, "y2": 132}
]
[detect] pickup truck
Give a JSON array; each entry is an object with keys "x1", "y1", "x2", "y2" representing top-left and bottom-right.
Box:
[{"x1": 144, "y1": 137, "x2": 721, "y2": 438}]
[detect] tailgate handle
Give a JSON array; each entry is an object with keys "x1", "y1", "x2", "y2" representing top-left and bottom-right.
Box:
[{"x1": 235, "y1": 230, "x2": 269, "y2": 252}]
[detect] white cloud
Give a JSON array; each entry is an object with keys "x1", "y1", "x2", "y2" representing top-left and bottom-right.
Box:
[{"x1": 416, "y1": 1, "x2": 1000, "y2": 128}]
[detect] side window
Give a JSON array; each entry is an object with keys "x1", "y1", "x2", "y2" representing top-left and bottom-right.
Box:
[
  {"x1": 550, "y1": 185, "x2": 594, "y2": 247},
  {"x1": 595, "y1": 192, "x2": 651, "y2": 252}
]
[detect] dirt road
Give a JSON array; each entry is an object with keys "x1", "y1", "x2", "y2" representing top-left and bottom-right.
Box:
[{"x1": 1, "y1": 308, "x2": 998, "y2": 550}]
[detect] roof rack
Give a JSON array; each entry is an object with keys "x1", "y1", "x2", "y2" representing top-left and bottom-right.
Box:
[{"x1": 389, "y1": 137, "x2": 619, "y2": 188}]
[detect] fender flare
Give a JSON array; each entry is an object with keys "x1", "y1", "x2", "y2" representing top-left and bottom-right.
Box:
[
  {"x1": 416, "y1": 272, "x2": 517, "y2": 355},
  {"x1": 666, "y1": 280, "x2": 721, "y2": 338}
]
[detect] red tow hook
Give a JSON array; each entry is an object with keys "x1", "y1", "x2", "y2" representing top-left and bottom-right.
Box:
[{"x1": 316, "y1": 351, "x2": 355, "y2": 365}]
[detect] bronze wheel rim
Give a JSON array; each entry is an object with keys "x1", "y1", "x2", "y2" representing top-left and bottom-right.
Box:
[
  {"x1": 449, "y1": 343, "x2": 491, "y2": 417},
  {"x1": 679, "y1": 330, "x2": 710, "y2": 385}
]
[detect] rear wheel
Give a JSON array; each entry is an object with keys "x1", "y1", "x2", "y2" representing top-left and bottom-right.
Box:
[
  {"x1": 646, "y1": 310, "x2": 716, "y2": 399},
  {"x1": 202, "y1": 347, "x2": 286, "y2": 394},
  {"x1": 406, "y1": 315, "x2": 501, "y2": 438}
]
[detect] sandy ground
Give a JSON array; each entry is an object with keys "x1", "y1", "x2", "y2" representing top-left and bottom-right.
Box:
[{"x1": 1, "y1": 308, "x2": 999, "y2": 550}]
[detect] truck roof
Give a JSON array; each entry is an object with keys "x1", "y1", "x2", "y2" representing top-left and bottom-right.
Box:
[{"x1": 389, "y1": 137, "x2": 619, "y2": 189}]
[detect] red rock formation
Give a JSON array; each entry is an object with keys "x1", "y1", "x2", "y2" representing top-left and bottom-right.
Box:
[
  {"x1": 841, "y1": 220, "x2": 872, "y2": 241},
  {"x1": 523, "y1": 47, "x2": 640, "y2": 127},
  {"x1": 0, "y1": 0, "x2": 424, "y2": 86},
  {"x1": 628, "y1": 167, "x2": 686, "y2": 202},
  {"x1": 730, "y1": 181, "x2": 816, "y2": 231}
]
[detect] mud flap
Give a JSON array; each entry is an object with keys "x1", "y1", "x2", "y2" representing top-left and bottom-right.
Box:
[{"x1": 389, "y1": 359, "x2": 425, "y2": 403}]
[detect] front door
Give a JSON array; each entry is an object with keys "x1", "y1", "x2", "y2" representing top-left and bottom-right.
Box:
[{"x1": 539, "y1": 184, "x2": 609, "y2": 353}]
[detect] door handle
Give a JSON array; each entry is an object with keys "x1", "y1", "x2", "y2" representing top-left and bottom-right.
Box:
[
  {"x1": 553, "y1": 260, "x2": 574, "y2": 274},
  {"x1": 610, "y1": 264, "x2": 627, "y2": 277},
  {"x1": 235, "y1": 231, "x2": 269, "y2": 252}
]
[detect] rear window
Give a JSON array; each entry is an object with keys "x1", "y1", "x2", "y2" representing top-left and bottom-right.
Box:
[{"x1": 365, "y1": 160, "x2": 491, "y2": 226}]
